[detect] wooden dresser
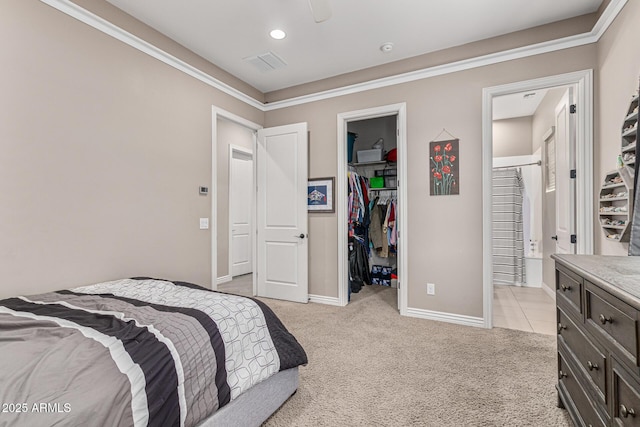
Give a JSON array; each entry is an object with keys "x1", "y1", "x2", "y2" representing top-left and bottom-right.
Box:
[{"x1": 553, "y1": 254, "x2": 640, "y2": 427}]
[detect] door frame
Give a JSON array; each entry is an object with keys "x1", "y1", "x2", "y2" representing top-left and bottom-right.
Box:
[
  {"x1": 211, "y1": 106, "x2": 262, "y2": 292},
  {"x1": 336, "y1": 103, "x2": 408, "y2": 314},
  {"x1": 481, "y1": 69, "x2": 594, "y2": 329},
  {"x1": 228, "y1": 144, "x2": 254, "y2": 279}
]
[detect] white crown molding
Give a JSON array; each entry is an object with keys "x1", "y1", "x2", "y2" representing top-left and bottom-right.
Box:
[
  {"x1": 40, "y1": 0, "x2": 626, "y2": 111},
  {"x1": 40, "y1": 0, "x2": 628, "y2": 111},
  {"x1": 39, "y1": 0, "x2": 264, "y2": 111}
]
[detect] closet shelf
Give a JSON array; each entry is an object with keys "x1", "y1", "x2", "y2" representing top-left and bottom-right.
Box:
[
  {"x1": 622, "y1": 127, "x2": 637, "y2": 138},
  {"x1": 349, "y1": 160, "x2": 388, "y2": 167},
  {"x1": 599, "y1": 212, "x2": 629, "y2": 216},
  {"x1": 625, "y1": 111, "x2": 639, "y2": 122},
  {"x1": 601, "y1": 225, "x2": 627, "y2": 230}
]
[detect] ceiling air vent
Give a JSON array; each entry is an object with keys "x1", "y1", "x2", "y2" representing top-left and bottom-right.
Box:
[{"x1": 244, "y1": 51, "x2": 287, "y2": 72}]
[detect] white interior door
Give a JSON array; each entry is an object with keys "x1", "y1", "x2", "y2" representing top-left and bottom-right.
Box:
[
  {"x1": 230, "y1": 148, "x2": 253, "y2": 277},
  {"x1": 555, "y1": 88, "x2": 576, "y2": 254},
  {"x1": 256, "y1": 123, "x2": 309, "y2": 303}
]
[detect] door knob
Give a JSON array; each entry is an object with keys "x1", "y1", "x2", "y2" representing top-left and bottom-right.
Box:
[
  {"x1": 551, "y1": 235, "x2": 558, "y2": 241},
  {"x1": 295, "y1": 233, "x2": 306, "y2": 239}
]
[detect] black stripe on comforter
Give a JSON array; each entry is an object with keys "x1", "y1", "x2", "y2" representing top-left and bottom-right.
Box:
[
  {"x1": 0, "y1": 297, "x2": 181, "y2": 427},
  {"x1": 167, "y1": 279, "x2": 309, "y2": 370},
  {"x1": 57, "y1": 289, "x2": 232, "y2": 407}
]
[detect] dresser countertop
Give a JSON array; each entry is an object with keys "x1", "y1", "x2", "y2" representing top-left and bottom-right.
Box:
[{"x1": 552, "y1": 254, "x2": 640, "y2": 307}]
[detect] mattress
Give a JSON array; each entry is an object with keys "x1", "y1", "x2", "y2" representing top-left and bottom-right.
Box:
[{"x1": 0, "y1": 278, "x2": 307, "y2": 426}]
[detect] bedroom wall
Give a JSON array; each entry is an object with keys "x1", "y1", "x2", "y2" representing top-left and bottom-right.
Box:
[
  {"x1": 0, "y1": 0, "x2": 263, "y2": 298},
  {"x1": 492, "y1": 117, "x2": 533, "y2": 158},
  {"x1": 265, "y1": 45, "x2": 597, "y2": 317},
  {"x1": 595, "y1": 0, "x2": 640, "y2": 256}
]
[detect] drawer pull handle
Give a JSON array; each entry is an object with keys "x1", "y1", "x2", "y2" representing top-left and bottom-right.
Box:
[
  {"x1": 560, "y1": 284, "x2": 571, "y2": 291},
  {"x1": 599, "y1": 314, "x2": 612, "y2": 324},
  {"x1": 620, "y1": 404, "x2": 636, "y2": 418},
  {"x1": 587, "y1": 361, "x2": 599, "y2": 371},
  {"x1": 557, "y1": 323, "x2": 567, "y2": 333},
  {"x1": 559, "y1": 370, "x2": 568, "y2": 379}
]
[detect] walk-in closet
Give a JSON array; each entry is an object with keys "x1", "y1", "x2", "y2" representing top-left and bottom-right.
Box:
[{"x1": 346, "y1": 115, "x2": 399, "y2": 302}]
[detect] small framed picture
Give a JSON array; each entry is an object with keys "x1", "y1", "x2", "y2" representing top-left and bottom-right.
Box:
[{"x1": 307, "y1": 177, "x2": 334, "y2": 213}]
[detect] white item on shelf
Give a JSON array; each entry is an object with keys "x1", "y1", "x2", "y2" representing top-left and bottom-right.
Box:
[{"x1": 357, "y1": 149, "x2": 382, "y2": 163}]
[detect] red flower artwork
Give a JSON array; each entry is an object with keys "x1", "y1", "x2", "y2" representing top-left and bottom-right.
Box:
[{"x1": 430, "y1": 140, "x2": 458, "y2": 195}]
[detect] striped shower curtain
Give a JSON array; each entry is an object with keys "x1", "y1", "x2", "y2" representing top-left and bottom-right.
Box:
[{"x1": 492, "y1": 169, "x2": 526, "y2": 285}]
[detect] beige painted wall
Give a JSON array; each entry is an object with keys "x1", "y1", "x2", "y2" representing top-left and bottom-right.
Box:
[
  {"x1": 596, "y1": 1, "x2": 640, "y2": 256},
  {"x1": 265, "y1": 46, "x2": 597, "y2": 317},
  {"x1": 216, "y1": 118, "x2": 254, "y2": 279},
  {"x1": 0, "y1": 0, "x2": 263, "y2": 299},
  {"x1": 492, "y1": 117, "x2": 533, "y2": 157}
]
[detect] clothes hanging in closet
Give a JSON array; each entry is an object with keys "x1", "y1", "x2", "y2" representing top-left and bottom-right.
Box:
[
  {"x1": 348, "y1": 171, "x2": 371, "y2": 293},
  {"x1": 369, "y1": 196, "x2": 397, "y2": 257}
]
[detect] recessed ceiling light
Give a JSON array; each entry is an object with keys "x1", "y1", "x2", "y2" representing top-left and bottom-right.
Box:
[{"x1": 270, "y1": 29, "x2": 286, "y2": 40}]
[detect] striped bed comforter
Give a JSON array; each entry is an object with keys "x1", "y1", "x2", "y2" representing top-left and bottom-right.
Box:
[{"x1": 0, "y1": 278, "x2": 307, "y2": 427}]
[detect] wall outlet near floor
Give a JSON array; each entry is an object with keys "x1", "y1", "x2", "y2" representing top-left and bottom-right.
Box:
[{"x1": 427, "y1": 283, "x2": 435, "y2": 295}]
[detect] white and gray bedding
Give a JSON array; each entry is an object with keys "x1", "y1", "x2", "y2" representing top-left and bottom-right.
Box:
[{"x1": 0, "y1": 278, "x2": 307, "y2": 427}]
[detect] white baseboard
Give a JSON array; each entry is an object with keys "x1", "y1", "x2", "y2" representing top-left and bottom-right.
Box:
[
  {"x1": 542, "y1": 282, "x2": 555, "y2": 300},
  {"x1": 405, "y1": 307, "x2": 485, "y2": 328},
  {"x1": 309, "y1": 294, "x2": 343, "y2": 306},
  {"x1": 216, "y1": 275, "x2": 232, "y2": 285}
]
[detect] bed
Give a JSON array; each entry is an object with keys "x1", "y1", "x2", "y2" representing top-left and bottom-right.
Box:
[{"x1": 0, "y1": 278, "x2": 307, "y2": 426}]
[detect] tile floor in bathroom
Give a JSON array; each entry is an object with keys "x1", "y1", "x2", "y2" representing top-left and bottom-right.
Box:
[{"x1": 493, "y1": 285, "x2": 557, "y2": 335}]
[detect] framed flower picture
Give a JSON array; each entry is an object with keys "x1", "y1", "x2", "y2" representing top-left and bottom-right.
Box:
[
  {"x1": 307, "y1": 177, "x2": 335, "y2": 212},
  {"x1": 430, "y1": 139, "x2": 459, "y2": 195}
]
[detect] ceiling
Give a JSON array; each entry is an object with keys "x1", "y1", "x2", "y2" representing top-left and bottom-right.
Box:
[
  {"x1": 104, "y1": 0, "x2": 603, "y2": 93},
  {"x1": 493, "y1": 89, "x2": 549, "y2": 121}
]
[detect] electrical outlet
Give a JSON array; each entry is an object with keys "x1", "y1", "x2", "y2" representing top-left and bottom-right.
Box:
[{"x1": 427, "y1": 283, "x2": 435, "y2": 295}]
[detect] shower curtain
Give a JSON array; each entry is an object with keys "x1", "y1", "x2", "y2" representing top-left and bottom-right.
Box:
[{"x1": 492, "y1": 169, "x2": 526, "y2": 285}]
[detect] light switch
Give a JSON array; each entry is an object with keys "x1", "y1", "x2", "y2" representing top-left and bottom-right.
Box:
[{"x1": 199, "y1": 218, "x2": 209, "y2": 229}]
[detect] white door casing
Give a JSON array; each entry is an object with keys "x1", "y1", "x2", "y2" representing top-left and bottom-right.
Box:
[
  {"x1": 555, "y1": 88, "x2": 577, "y2": 254},
  {"x1": 230, "y1": 146, "x2": 254, "y2": 277},
  {"x1": 337, "y1": 103, "x2": 408, "y2": 314},
  {"x1": 256, "y1": 123, "x2": 309, "y2": 303},
  {"x1": 481, "y1": 70, "x2": 594, "y2": 329}
]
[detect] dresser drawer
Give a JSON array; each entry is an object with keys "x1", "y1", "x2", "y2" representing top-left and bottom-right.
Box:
[
  {"x1": 558, "y1": 350, "x2": 607, "y2": 427},
  {"x1": 613, "y1": 361, "x2": 640, "y2": 427},
  {"x1": 586, "y1": 281, "x2": 639, "y2": 367},
  {"x1": 558, "y1": 306, "x2": 607, "y2": 404},
  {"x1": 557, "y1": 265, "x2": 583, "y2": 316}
]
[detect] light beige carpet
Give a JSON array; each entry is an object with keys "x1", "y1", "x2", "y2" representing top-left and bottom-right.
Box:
[{"x1": 260, "y1": 284, "x2": 571, "y2": 426}]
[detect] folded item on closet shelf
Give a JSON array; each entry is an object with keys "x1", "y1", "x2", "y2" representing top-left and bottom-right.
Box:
[{"x1": 607, "y1": 233, "x2": 621, "y2": 240}]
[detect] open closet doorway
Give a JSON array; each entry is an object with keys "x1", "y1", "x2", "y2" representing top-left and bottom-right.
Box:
[
  {"x1": 337, "y1": 103, "x2": 408, "y2": 315},
  {"x1": 212, "y1": 109, "x2": 260, "y2": 298},
  {"x1": 482, "y1": 70, "x2": 594, "y2": 330}
]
